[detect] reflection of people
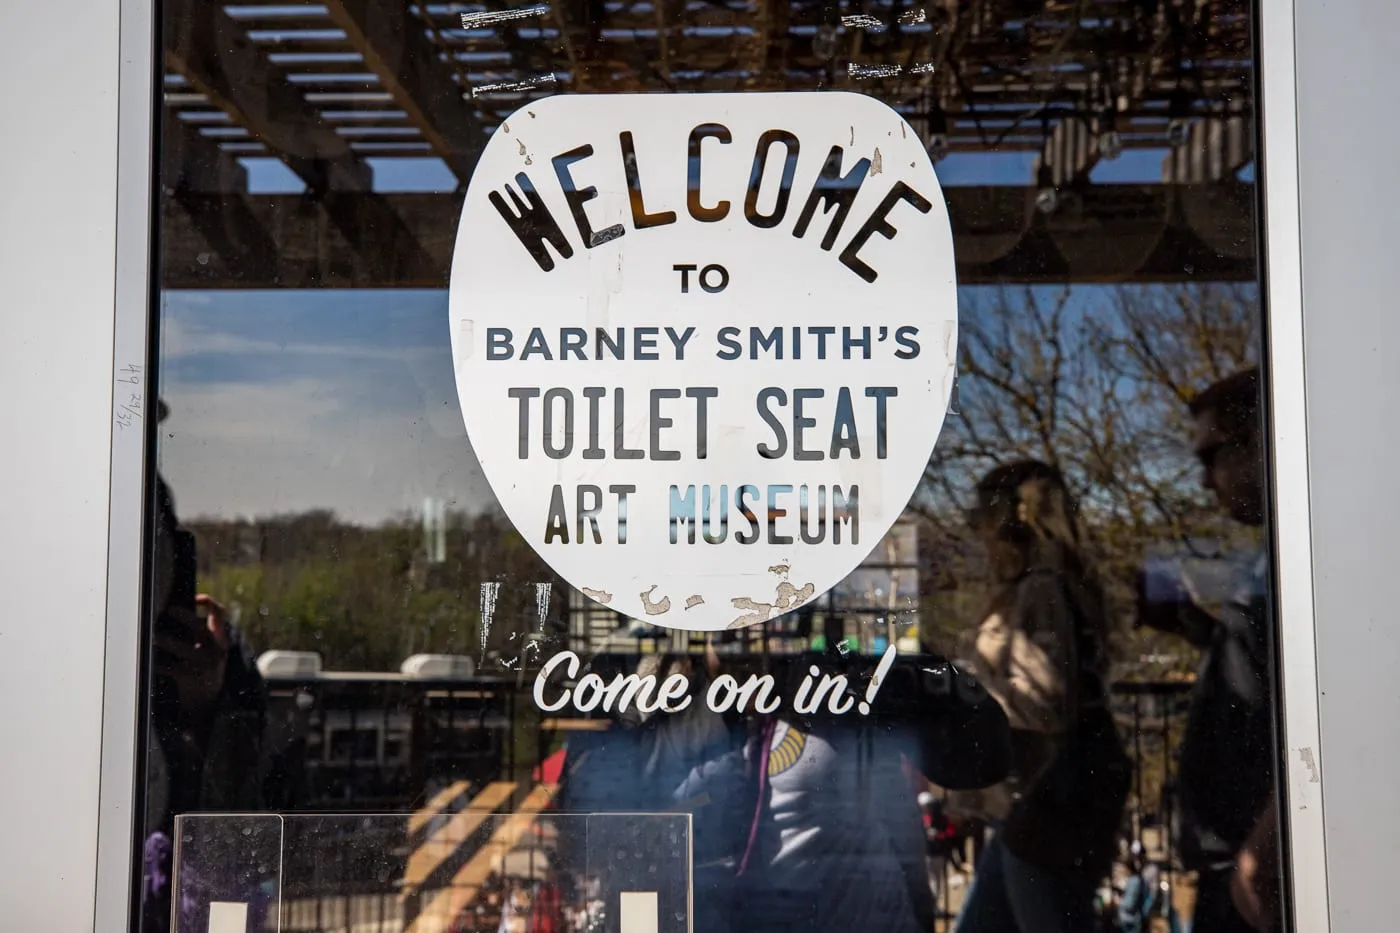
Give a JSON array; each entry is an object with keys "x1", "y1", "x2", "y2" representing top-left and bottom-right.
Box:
[
  {"x1": 666, "y1": 645, "x2": 1011, "y2": 933},
  {"x1": 141, "y1": 406, "x2": 267, "y2": 933},
  {"x1": 1118, "y1": 846, "x2": 1183, "y2": 933},
  {"x1": 556, "y1": 650, "x2": 733, "y2": 817},
  {"x1": 954, "y1": 461, "x2": 1131, "y2": 933},
  {"x1": 1137, "y1": 368, "x2": 1279, "y2": 933},
  {"x1": 555, "y1": 650, "x2": 738, "y2": 933},
  {"x1": 919, "y1": 791, "x2": 963, "y2": 908}
]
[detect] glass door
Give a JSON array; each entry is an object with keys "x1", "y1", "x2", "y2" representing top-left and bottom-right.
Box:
[{"x1": 139, "y1": 2, "x2": 1293, "y2": 932}]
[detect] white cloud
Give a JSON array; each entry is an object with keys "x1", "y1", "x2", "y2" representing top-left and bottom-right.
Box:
[
  {"x1": 160, "y1": 311, "x2": 437, "y2": 364},
  {"x1": 159, "y1": 378, "x2": 494, "y2": 524},
  {"x1": 156, "y1": 291, "x2": 491, "y2": 524}
]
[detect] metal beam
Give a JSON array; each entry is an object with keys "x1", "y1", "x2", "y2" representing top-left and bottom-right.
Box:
[
  {"x1": 322, "y1": 0, "x2": 486, "y2": 183},
  {"x1": 160, "y1": 184, "x2": 1257, "y2": 289}
]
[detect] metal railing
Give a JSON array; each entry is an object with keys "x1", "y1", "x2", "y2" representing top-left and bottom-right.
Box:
[{"x1": 250, "y1": 664, "x2": 1194, "y2": 931}]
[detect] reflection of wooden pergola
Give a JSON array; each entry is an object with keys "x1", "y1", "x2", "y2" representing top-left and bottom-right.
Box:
[{"x1": 161, "y1": 0, "x2": 1257, "y2": 288}]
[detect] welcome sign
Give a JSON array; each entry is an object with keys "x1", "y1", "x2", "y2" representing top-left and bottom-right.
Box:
[{"x1": 449, "y1": 92, "x2": 957, "y2": 631}]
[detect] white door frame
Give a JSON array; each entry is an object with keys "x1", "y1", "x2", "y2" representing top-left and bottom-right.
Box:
[{"x1": 0, "y1": 0, "x2": 1331, "y2": 929}]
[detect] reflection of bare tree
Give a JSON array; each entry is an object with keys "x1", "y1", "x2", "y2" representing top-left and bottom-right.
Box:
[{"x1": 918, "y1": 284, "x2": 1260, "y2": 668}]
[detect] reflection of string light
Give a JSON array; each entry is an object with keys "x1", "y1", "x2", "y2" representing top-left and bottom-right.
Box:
[
  {"x1": 812, "y1": 25, "x2": 838, "y2": 59},
  {"x1": 1034, "y1": 162, "x2": 1058, "y2": 214},
  {"x1": 1098, "y1": 106, "x2": 1122, "y2": 160},
  {"x1": 1167, "y1": 88, "x2": 1193, "y2": 148},
  {"x1": 1098, "y1": 129, "x2": 1123, "y2": 160},
  {"x1": 926, "y1": 106, "x2": 949, "y2": 163}
]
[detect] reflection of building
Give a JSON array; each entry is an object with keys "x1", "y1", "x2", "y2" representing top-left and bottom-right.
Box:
[
  {"x1": 318, "y1": 709, "x2": 411, "y2": 767},
  {"x1": 565, "y1": 517, "x2": 921, "y2": 655},
  {"x1": 259, "y1": 661, "x2": 515, "y2": 809}
]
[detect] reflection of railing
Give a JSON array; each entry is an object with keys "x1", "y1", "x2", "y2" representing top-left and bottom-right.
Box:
[
  {"x1": 265, "y1": 667, "x2": 1193, "y2": 821},
  {"x1": 187, "y1": 810, "x2": 687, "y2": 933},
  {"x1": 1112, "y1": 681, "x2": 1196, "y2": 857},
  {"x1": 917, "y1": 680, "x2": 1195, "y2": 924},
  {"x1": 253, "y1": 669, "x2": 1194, "y2": 932}
]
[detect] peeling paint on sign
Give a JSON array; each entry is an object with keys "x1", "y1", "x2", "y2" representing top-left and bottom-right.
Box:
[{"x1": 449, "y1": 92, "x2": 958, "y2": 630}]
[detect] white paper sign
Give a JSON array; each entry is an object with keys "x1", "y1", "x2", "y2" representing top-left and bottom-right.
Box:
[{"x1": 449, "y1": 92, "x2": 957, "y2": 631}]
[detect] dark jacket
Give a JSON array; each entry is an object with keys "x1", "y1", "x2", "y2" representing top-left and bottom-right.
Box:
[{"x1": 1176, "y1": 554, "x2": 1275, "y2": 870}]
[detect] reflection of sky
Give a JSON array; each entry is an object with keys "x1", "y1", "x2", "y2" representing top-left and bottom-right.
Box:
[
  {"x1": 167, "y1": 144, "x2": 1256, "y2": 523},
  {"x1": 242, "y1": 145, "x2": 1249, "y2": 192},
  {"x1": 158, "y1": 289, "x2": 495, "y2": 523},
  {"x1": 156, "y1": 280, "x2": 1238, "y2": 523},
  {"x1": 154, "y1": 284, "x2": 1060, "y2": 523}
]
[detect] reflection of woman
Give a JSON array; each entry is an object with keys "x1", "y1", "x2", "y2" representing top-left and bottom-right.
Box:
[{"x1": 954, "y1": 461, "x2": 1130, "y2": 933}]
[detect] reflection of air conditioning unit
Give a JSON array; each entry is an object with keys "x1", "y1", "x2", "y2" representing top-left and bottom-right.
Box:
[
  {"x1": 256, "y1": 650, "x2": 323, "y2": 679},
  {"x1": 400, "y1": 654, "x2": 476, "y2": 678}
]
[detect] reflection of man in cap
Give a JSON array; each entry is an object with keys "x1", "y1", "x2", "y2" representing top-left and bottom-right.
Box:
[{"x1": 1138, "y1": 369, "x2": 1279, "y2": 933}]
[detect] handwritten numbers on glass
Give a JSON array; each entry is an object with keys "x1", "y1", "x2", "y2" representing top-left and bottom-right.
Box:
[{"x1": 114, "y1": 363, "x2": 143, "y2": 432}]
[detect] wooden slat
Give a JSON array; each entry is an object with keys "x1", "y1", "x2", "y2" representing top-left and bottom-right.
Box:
[
  {"x1": 164, "y1": 2, "x2": 437, "y2": 281},
  {"x1": 407, "y1": 779, "x2": 471, "y2": 835},
  {"x1": 158, "y1": 185, "x2": 1258, "y2": 289},
  {"x1": 165, "y1": 5, "x2": 369, "y2": 191},
  {"x1": 400, "y1": 781, "x2": 518, "y2": 895},
  {"x1": 539, "y1": 718, "x2": 611, "y2": 732},
  {"x1": 162, "y1": 119, "x2": 281, "y2": 272},
  {"x1": 406, "y1": 783, "x2": 559, "y2": 933},
  {"x1": 323, "y1": 0, "x2": 486, "y2": 183}
]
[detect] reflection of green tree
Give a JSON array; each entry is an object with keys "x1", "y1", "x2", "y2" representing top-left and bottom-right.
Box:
[{"x1": 194, "y1": 510, "x2": 555, "y2": 671}]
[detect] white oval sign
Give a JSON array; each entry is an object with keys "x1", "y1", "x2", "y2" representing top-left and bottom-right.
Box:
[{"x1": 450, "y1": 92, "x2": 957, "y2": 631}]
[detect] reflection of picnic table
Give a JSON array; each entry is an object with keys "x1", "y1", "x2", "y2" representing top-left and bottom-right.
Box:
[
  {"x1": 539, "y1": 718, "x2": 611, "y2": 732},
  {"x1": 402, "y1": 782, "x2": 559, "y2": 933},
  {"x1": 402, "y1": 782, "x2": 518, "y2": 899},
  {"x1": 536, "y1": 717, "x2": 613, "y2": 783}
]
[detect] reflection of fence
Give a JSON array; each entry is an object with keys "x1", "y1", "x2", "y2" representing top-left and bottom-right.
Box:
[
  {"x1": 253, "y1": 667, "x2": 1194, "y2": 932},
  {"x1": 220, "y1": 808, "x2": 688, "y2": 933},
  {"x1": 263, "y1": 665, "x2": 1194, "y2": 854},
  {"x1": 916, "y1": 680, "x2": 1195, "y2": 924},
  {"x1": 262, "y1": 675, "x2": 522, "y2": 810},
  {"x1": 273, "y1": 799, "x2": 572, "y2": 933},
  {"x1": 1112, "y1": 680, "x2": 1195, "y2": 860}
]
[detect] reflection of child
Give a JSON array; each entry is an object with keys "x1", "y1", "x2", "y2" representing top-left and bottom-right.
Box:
[
  {"x1": 497, "y1": 885, "x2": 531, "y2": 933},
  {"x1": 1117, "y1": 858, "x2": 1184, "y2": 933},
  {"x1": 528, "y1": 878, "x2": 565, "y2": 933}
]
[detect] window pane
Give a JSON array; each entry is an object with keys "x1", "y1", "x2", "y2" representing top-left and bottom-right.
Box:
[{"x1": 144, "y1": 4, "x2": 1287, "y2": 933}]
